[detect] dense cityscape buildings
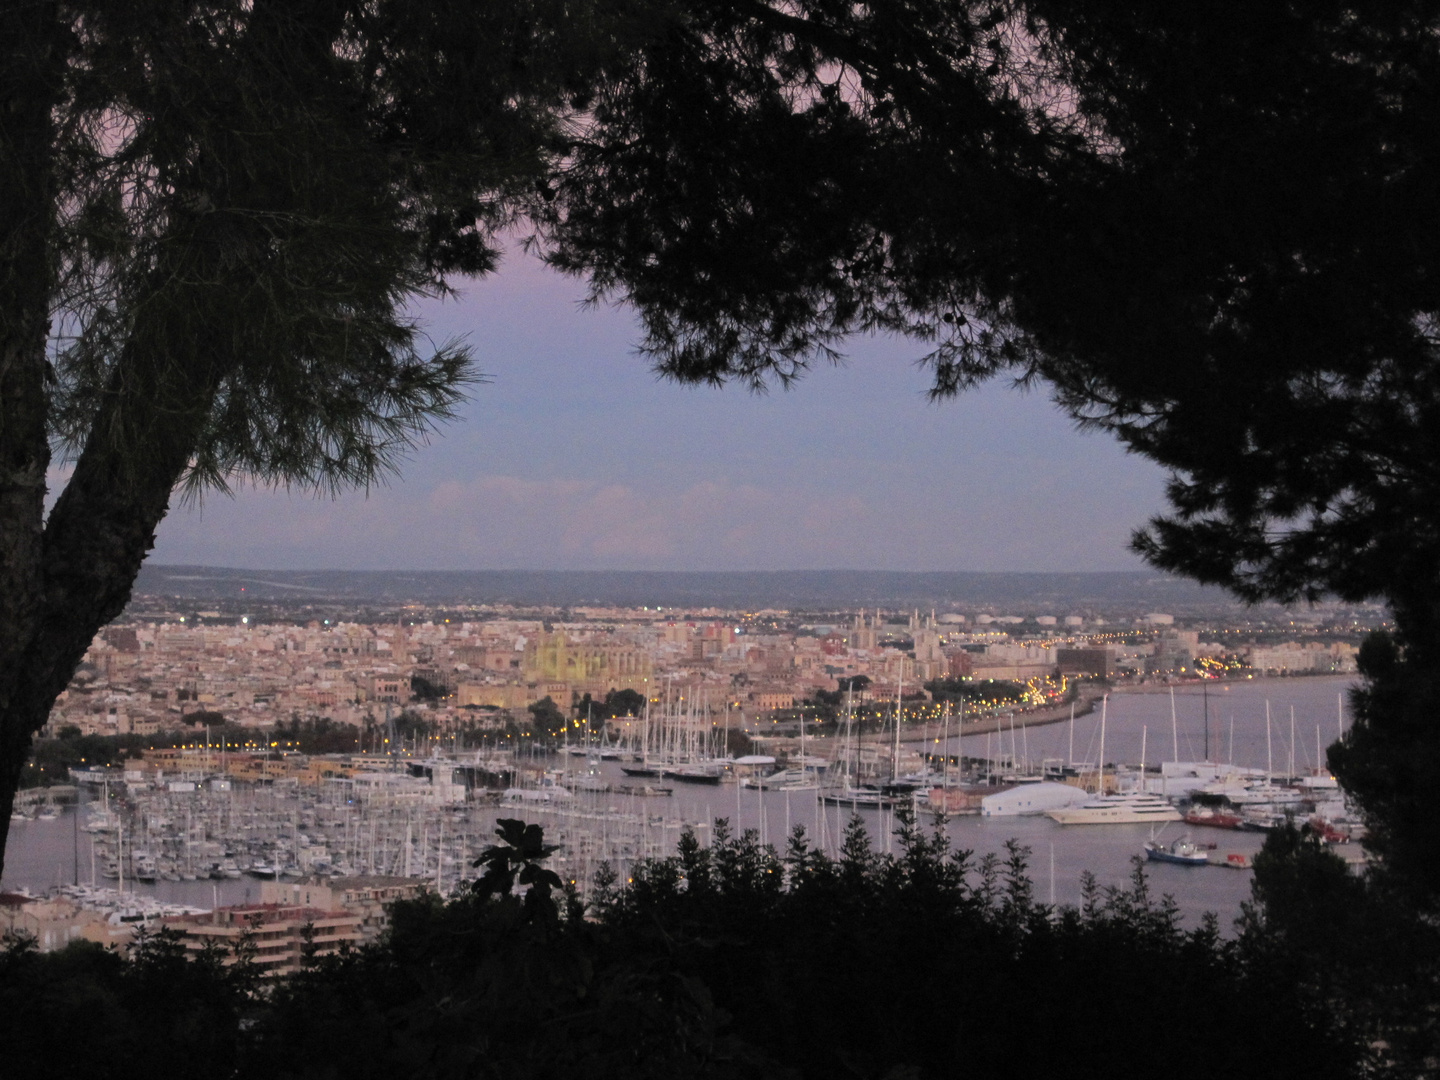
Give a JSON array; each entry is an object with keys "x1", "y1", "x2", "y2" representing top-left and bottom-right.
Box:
[{"x1": 44, "y1": 594, "x2": 1367, "y2": 742}]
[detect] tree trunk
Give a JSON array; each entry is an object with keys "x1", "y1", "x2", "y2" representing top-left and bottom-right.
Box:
[
  {"x1": 0, "y1": 1, "x2": 64, "y2": 881},
  {"x1": 0, "y1": 258, "x2": 247, "y2": 880},
  {"x1": 0, "y1": 204, "x2": 249, "y2": 890},
  {"x1": 0, "y1": 0, "x2": 363, "y2": 881}
]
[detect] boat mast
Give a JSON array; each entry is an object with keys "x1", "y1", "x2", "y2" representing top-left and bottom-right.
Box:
[
  {"x1": 940, "y1": 703, "x2": 950, "y2": 789},
  {"x1": 958, "y1": 692, "x2": 965, "y2": 776},
  {"x1": 843, "y1": 686, "x2": 855, "y2": 792},
  {"x1": 1203, "y1": 683, "x2": 1210, "y2": 761},
  {"x1": 1265, "y1": 701, "x2": 1273, "y2": 781},
  {"x1": 1097, "y1": 694, "x2": 1107, "y2": 795},
  {"x1": 1068, "y1": 701, "x2": 1075, "y2": 768},
  {"x1": 800, "y1": 701, "x2": 807, "y2": 781},
  {"x1": 1289, "y1": 706, "x2": 1296, "y2": 782},
  {"x1": 1169, "y1": 687, "x2": 1178, "y2": 763},
  {"x1": 892, "y1": 672, "x2": 903, "y2": 782}
]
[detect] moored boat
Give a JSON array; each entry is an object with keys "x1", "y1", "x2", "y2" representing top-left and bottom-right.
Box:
[
  {"x1": 743, "y1": 767, "x2": 818, "y2": 791},
  {"x1": 616, "y1": 783, "x2": 673, "y2": 797},
  {"x1": 1144, "y1": 836, "x2": 1210, "y2": 866},
  {"x1": 1184, "y1": 806, "x2": 1244, "y2": 830},
  {"x1": 817, "y1": 784, "x2": 906, "y2": 810},
  {"x1": 1238, "y1": 809, "x2": 1285, "y2": 832},
  {"x1": 1308, "y1": 816, "x2": 1352, "y2": 844},
  {"x1": 663, "y1": 763, "x2": 724, "y2": 785},
  {"x1": 1045, "y1": 791, "x2": 1183, "y2": 825}
]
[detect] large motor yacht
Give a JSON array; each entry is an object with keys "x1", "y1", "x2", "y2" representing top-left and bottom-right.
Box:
[{"x1": 1045, "y1": 791, "x2": 1184, "y2": 825}]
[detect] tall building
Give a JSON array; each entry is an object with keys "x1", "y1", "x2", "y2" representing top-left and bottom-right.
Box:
[
  {"x1": 847, "y1": 610, "x2": 879, "y2": 652},
  {"x1": 163, "y1": 904, "x2": 363, "y2": 977},
  {"x1": 523, "y1": 632, "x2": 651, "y2": 695}
]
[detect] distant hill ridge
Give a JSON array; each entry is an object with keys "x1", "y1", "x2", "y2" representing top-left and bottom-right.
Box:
[{"x1": 132, "y1": 565, "x2": 1250, "y2": 612}]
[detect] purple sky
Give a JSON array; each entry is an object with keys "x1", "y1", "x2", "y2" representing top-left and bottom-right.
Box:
[{"x1": 147, "y1": 249, "x2": 1169, "y2": 572}]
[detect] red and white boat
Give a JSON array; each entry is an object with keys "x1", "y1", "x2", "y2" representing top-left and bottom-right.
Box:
[{"x1": 1184, "y1": 805, "x2": 1244, "y2": 830}]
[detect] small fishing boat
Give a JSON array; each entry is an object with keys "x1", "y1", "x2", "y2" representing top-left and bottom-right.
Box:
[{"x1": 1144, "y1": 836, "x2": 1210, "y2": 866}]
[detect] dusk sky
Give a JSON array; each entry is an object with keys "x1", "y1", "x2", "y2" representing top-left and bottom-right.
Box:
[{"x1": 148, "y1": 248, "x2": 1169, "y2": 573}]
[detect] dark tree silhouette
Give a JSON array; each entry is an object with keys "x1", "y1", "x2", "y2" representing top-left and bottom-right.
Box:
[
  {"x1": 526, "y1": 696, "x2": 567, "y2": 739},
  {"x1": 0, "y1": 0, "x2": 647, "y2": 875}
]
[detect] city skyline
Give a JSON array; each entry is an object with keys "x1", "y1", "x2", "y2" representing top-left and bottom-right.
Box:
[{"x1": 141, "y1": 249, "x2": 1170, "y2": 573}]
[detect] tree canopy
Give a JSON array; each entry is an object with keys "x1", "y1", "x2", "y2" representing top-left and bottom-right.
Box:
[
  {"x1": 540, "y1": 2, "x2": 1440, "y2": 623},
  {"x1": 0, "y1": 0, "x2": 651, "y2": 873},
  {"x1": 531, "y1": 3, "x2": 1440, "y2": 910}
]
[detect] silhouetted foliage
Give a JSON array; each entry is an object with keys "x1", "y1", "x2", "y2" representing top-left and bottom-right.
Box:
[
  {"x1": 573, "y1": 688, "x2": 647, "y2": 725},
  {"x1": 1328, "y1": 633, "x2": 1440, "y2": 909},
  {"x1": 391, "y1": 709, "x2": 435, "y2": 742},
  {"x1": 1, "y1": 816, "x2": 1368, "y2": 1078},
  {"x1": 924, "y1": 676, "x2": 1027, "y2": 705},
  {"x1": 409, "y1": 675, "x2": 447, "y2": 703},
  {"x1": 526, "y1": 696, "x2": 567, "y2": 740},
  {"x1": 1244, "y1": 821, "x2": 1440, "y2": 1078},
  {"x1": 472, "y1": 818, "x2": 565, "y2": 923},
  {"x1": 592, "y1": 808, "x2": 1358, "y2": 1080},
  {"x1": 0, "y1": 928, "x2": 257, "y2": 1080},
  {"x1": 544, "y1": 5, "x2": 1440, "y2": 626},
  {"x1": 272, "y1": 714, "x2": 364, "y2": 755},
  {"x1": 0, "y1": 0, "x2": 657, "y2": 876}
]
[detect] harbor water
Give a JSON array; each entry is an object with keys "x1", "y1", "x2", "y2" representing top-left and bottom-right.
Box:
[{"x1": 2, "y1": 675, "x2": 1358, "y2": 934}]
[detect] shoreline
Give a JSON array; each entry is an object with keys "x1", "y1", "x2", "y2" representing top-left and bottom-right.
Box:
[{"x1": 891, "y1": 672, "x2": 1357, "y2": 746}]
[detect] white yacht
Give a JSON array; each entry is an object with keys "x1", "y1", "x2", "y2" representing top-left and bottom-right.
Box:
[
  {"x1": 1045, "y1": 694, "x2": 1184, "y2": 825},
  {"x1": 743, "y1": 767, "x2": 818, "y2": 791},
  {"x1": 1226, "y1": 782, "x2": 1306, "y2": 807},
  {"x1": 1045, "y1": 791, "x2": 1183, "y2": 825}
]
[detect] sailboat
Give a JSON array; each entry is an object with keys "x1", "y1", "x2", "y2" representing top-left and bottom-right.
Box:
[
  {"x1": 620, "y1": 697, "x2": 662, "y2": 777},
  {"x1": 656, "y1": 691, "x2": 729, "y2": 784},
  {"x1": 745, "y1": 706, "x2": 821, "y2": 790},
  {"x1": 818, "y1": 687, "x2": 904, "y2": 809}
]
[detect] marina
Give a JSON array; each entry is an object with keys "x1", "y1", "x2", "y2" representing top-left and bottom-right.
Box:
[{"x1": 2, "y1": 676, "x2": 1357, "y2": 933}]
